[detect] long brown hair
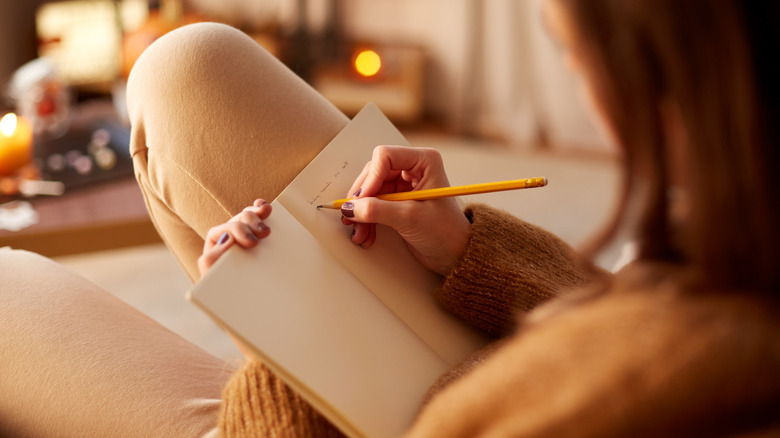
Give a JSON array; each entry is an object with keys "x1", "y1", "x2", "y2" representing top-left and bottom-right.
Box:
[{"x1": 559, "y1": 0, "x2": 780, "y2": 292}]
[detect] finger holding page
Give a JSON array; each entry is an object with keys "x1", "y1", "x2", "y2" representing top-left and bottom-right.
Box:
[
  {"x1": 198, "y1": 202, "x2": 272, "y2": 277},
  {"x1": 229, "y1": 199, "x2": 273, "y2": 224}
]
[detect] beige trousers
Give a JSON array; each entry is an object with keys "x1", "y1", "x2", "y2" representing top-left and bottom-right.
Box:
[{"x1": 0, "y1": 22, "x2": 348, "y2": 437}]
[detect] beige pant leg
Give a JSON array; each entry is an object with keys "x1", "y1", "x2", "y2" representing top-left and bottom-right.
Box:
[
  {"x1": 127, "y1": 22, "x2": 349, "y2": 280},
  {"x1": 0, "y1": 248, "x2": 233, "y2": 437}
]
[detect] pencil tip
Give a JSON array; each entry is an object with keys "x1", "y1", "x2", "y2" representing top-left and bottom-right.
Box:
[{"x1": 316, "y1": 205, "x2": 323, "y2": 210}]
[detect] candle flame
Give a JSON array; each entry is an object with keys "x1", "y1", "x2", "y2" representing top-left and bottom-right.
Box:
[
  {"x1": 354, "y1": 49, "x2": 382, "y2": 78},
  {"x1": 1, "y1": 113, "x2": 18, "y2": 137}
]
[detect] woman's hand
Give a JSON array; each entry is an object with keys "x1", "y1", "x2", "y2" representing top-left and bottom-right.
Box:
[
  {"x1": 341, "y1": 146, "x2": 470, "y2": 276},
  {"x1": 197, "y1": 198, "x2": 272, "y2": 277}
]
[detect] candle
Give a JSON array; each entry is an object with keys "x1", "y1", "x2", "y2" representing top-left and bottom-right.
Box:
[
  {"x1": 354, "y1": 49, "x2": 382, "y2": 78},
  {"x1": 0, "y1": 113, "x2": 33, "y2": 176}
]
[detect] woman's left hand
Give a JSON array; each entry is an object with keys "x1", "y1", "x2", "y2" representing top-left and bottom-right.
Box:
[{"x1": 197, "y1": 198, "x2": 272, "y2": 277}]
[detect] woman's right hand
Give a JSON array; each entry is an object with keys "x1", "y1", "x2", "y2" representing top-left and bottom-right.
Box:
[{"x1": 340, "y1": 146, "x2": 470, "y2": 276}]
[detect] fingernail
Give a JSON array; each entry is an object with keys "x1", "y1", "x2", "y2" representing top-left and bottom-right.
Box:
[
  {"x1": 341, "y1": 202, "x2": 355, "y2": 218},
  {"x1": 247, "y1": 232, "x2": 259, "y2": 241},
  {"x1": 257, "y1": 221, "x2": 269, "y2": 232},
  {"x1": 261, "y1": 200, "x2": 270, "y2": 206},
  {"x1": 351, "y1": 226, "x2": 356, "y2": 237},
  {"x1": 217, "y1": 232, "x2": 230, "y2": 245},
  {"x1": 352, "y1": 188, "x2": 362, "y2": 197}
]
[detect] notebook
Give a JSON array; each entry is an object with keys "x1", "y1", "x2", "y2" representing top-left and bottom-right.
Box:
[{"x1": 187, "y1": 103, "x2": 488, "y2": 438}]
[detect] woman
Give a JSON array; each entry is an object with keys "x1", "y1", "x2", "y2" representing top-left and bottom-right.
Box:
[
  {"x1": 0, "y1": 0, "x2": 776, "y2": 436},
  {"x1": 198, "y1": 0, "x2": 780, "y2": 435}
]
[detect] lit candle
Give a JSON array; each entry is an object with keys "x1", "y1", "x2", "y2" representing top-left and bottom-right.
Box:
[
  {"x1": 354, "y1": 49, "x2": 382, "y2": 78},
  {"x1": 0, "y1": 113, "x2": 34, "y2": 176}
]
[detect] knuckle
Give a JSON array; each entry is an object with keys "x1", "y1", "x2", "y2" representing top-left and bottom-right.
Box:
[
  {"x1": 239, "y1": 210, "x2": 257, "y2": 222},
  {"x1": 207, "y1": 225, "x2": 222, "y2": 238},
  {"x1": 423, "y1": 148, "x2": 443, "y2": 164},
  {"x1": 374, "y1": 145, "x2": 391, "y2": 157},
  {"x1": 374, "y1": 145, "x2": 395, "y2": 166}
]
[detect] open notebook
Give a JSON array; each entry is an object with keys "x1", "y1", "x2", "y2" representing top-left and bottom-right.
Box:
[{"x1": 187, "y1": 103, "x2": 489, "y2": 438}]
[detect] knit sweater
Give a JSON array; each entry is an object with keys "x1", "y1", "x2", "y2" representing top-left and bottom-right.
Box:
[{"x1": 218, "y1": 204, "x2": 780, "y2": 437}]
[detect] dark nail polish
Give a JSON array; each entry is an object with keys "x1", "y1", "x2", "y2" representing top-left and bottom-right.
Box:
[
  {"x1": 217, "y1": 232, "x2": 230, "y2": 245},
  {"x1": 257, "y1": 221, "x2": 269, "y2": 232},
  {"x1": 341, "y1": 202, "x2": 355, "y2": 218},
  {"x1": 352, "y1": 188, "x2": 362, "y2": 197},
  {"x1": 247, "y1": 232, "x2": 259, "y2": 241}
]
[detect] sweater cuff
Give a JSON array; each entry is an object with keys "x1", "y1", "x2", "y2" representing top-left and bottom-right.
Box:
[
  {"x1": 219, "y1": 358, "x2": 345, "y2": 437},
  {"x1": 434, "y1": 204, "x2": 600, "y2": 337}
]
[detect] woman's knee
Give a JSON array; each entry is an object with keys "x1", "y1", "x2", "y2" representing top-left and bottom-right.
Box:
[
  {"x1": 126, "y1": 22, "x2": 265, "y2": 157},
  {"x1": 126, "y1": 20, "x2": 345, "y2": 178},
  {"x1": 0, "y1": 248, "x2": 89, "y2": 358},
  {"x1": 0, "y1": 248, "x2": 93, "y2": 321},
  {"x1": 127, "y1": 22, "x2": 265, "y2": 101},
  {"x1": 0, "y1": 248, "x2": 63, "y2": 297},
  {"x1": 124, "y1": 22, "x2": 347, "y2": 268},
  {"x1": 0, "y1": 248, "x2": 230, "y2": 437}
]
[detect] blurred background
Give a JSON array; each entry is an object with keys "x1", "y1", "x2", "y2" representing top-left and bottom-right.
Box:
[
  {"x1": 0, "y1": 0, "x2": 609, "y2": 146},
  {"x1": 0, "y1": 0, "x2": 620, "y2": 360}
]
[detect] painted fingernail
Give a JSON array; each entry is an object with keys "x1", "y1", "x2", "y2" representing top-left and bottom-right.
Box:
[
  {"x1": 247, "y1": 232, "x2": 260, "y2": 241},
  {"x1": 261, "y1": 200, "x2": 270, "y2": 206},
  {"x1": 352, "y1": 188, "x2": 362, "y2": 197},
  {"x1": 351, "y1": 226, "x2": 356, "y2": 237},
  {"x1": 217, "y1": 232, "x2": 230, "y2": 245},
  {"x1": 257, "y1": 221, "x2": 269, "y2": 232},
  {"x1": 341, "y1": 202, "x2": 355, "y2": 218}
]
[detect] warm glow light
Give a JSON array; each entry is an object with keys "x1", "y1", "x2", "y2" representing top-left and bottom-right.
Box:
[
  {"x1": 0, "y1": 112, "x2": 33, "y2": 176},
  {"x1": 1, "y1": 113, "x2": 18, "y2": 137},
  {"x1": 354, "y1": 49, "x2": 382, "y2": 77}
]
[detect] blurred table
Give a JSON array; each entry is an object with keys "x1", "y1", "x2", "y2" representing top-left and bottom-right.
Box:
[
  {"x1": 0, "y1": 176, "x2": 160, "y2": 257},
  {"x1": 0, "y1": 100, "x2": 161, "y2": 257}
]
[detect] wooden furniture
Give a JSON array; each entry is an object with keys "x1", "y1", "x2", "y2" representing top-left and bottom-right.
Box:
[{"x1": 0, "y1": 177, "x2": 160, "y2": 257}]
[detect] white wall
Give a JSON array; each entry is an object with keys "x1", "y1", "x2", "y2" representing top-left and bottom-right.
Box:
[
  {"x1": 334, "y1": 0, "x2": 609, "y2": 150},
  {"x1": 193, "y1": 0, "x2": 611, "y2": 151},
  {"x1": 336, "y1": 0, "x2": 470, "y2": 130},
  {"x1": 522, "y1": 0, "x2": 611, "y2": 150}
]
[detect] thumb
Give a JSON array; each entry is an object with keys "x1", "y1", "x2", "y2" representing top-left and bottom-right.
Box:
[{"x1": 197, "y1": 232, "x2": 234, "y2": 277}]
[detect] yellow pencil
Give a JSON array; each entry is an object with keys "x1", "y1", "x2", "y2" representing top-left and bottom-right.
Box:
[{"x1": 316, "y1": 177, "x2": 548, "y2": 209}]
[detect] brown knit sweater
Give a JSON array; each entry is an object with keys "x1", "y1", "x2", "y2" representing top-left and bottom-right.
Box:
[{"x1": 218, "y1": 204, "x2": 780, "y2": 437}]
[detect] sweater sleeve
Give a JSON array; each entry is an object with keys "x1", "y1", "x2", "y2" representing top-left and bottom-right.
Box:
[
  {"x1": 406, "y1": 283, "x2": 780, "y2": 438},
  {"x1": 434, "y1": 204, "x2": 607, "y2": 336}
]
